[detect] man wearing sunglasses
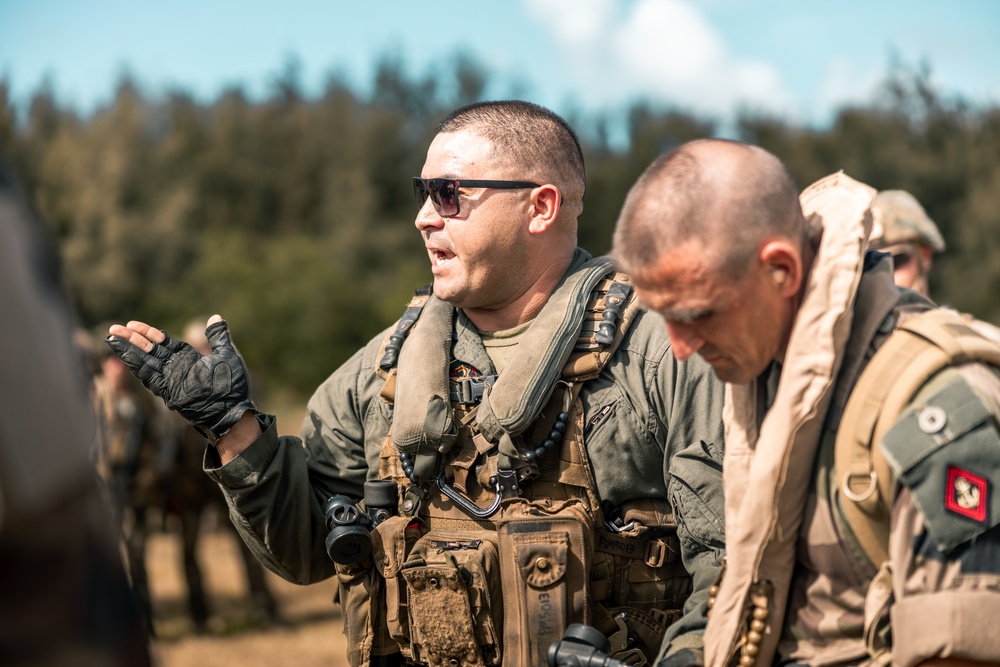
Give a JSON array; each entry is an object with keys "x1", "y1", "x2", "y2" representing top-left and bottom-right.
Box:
[
  {"x1": 106, "y1": 101, "x2": 727, "y2": 667},
  {"x1": 869, "y1": 189, "x2": 1000, "y2": 344}
]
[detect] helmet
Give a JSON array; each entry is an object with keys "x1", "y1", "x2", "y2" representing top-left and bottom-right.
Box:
[{"x1": 868, "y1": 190, "x2": 946, "y2": 253}]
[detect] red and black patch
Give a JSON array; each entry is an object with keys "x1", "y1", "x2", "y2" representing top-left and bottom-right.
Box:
[
  {"x1": 449, "y1": 360, "x2": 480, "y2": 378},
  {"x1": 945, "y1": 465, "x2": 988, "y2": 523}
]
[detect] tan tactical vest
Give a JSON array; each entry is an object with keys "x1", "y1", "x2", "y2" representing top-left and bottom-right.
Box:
[{"x1": 336, "y1": 260, "x2": 691, "y2": 667}]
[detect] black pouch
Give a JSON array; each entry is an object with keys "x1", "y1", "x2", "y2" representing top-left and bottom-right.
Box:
[{"x1": 401, "y1": 529, "x2": 503, "y2": 667}]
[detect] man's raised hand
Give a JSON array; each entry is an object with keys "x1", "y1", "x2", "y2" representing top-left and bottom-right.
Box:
[{"x1": 106, "y1": 315, "x2": 255, "y2": 438}]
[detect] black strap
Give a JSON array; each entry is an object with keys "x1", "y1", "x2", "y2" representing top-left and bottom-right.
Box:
[{"x1": 379, "y1": 284, "x2": 432, "y2": 371}]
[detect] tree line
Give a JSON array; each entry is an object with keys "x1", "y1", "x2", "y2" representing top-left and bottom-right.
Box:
[{"x1": 2, "y1": 55, "x2": 998, "y2": 399}]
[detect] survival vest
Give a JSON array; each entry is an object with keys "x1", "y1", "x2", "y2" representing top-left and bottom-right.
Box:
[{"x1": 336, "y1": 257, "x2": 691, "y2": 667}]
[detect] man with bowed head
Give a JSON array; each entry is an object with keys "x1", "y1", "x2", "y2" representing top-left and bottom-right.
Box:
[
  {"x1": 107, "y1": 101, "x2": 727, "y2": 667},
  {"x1": 612, "y1": 138, "x2": 1000, "y2": 667}
]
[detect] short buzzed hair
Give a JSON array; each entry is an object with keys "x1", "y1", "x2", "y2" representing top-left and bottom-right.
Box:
[
  {"x1": 437, "y1": 101, "x2": 586, "y2": 217},
  {"x1": 613, "y1": 139, "x2": 805, "y2": 277}
]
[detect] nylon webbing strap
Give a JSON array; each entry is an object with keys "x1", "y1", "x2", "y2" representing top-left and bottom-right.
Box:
[
  {"x1": 378, "y1": 285, "x2": 432, "y2": 372},
  {"x1": 477, "y1": 256, "x2": 615, "y2": 442},
  {"x1": 594, "y1": 530, "x2": 681, "y2": 565},
  {"x1": 835, "y1": 308, "x2": 1000, "y2": 566},
  {"x1": 563, "y1": 274, "x2": 641, "y2": 382},
  {"x1": 863, "y1": 561, "x2": 894, "y2": 667}
]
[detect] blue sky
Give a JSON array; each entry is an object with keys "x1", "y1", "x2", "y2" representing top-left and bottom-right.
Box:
[{"x1": 2, "y1": 0, "x2": 998, "y2": 130}]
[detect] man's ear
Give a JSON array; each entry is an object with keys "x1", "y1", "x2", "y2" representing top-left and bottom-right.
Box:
[
  {"x1": 759, "y1": 240, "x2": 801, "y2": 297},
  {"x1": 527, "y1": 184, "x2": 561, "y2": 234},
  {"x1": 917, "y1": 244, "x2": 934, "y2": 273}
]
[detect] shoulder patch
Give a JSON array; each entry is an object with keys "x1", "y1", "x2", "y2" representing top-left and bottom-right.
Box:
[{"x1": 881, "y1": 373, "x2": 1000, "y2": 551}]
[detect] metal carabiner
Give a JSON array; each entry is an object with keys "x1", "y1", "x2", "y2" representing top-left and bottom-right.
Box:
[{"x1": 437, "y1": 468, "x2": 502, "y2": 519}]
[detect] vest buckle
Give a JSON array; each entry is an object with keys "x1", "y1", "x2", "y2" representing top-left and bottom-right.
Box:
[
  {"x1": 644, "y1": 538, "x2": 669, "y2": 568},
  {"x1": 449, "y1": 375, "x2": 496, "y2": 405}
]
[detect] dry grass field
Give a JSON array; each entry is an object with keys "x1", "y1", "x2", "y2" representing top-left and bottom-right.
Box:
[
  {"x1": 146, "y1": 400, "x2": 352, "y2": 667},
  {"x1": 146, "y1": 526, "x2": 349, "y2": 667}
]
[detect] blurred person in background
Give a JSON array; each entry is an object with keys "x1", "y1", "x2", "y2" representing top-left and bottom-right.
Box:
[
  {"x1": 0, "y1": 163, "x2": 152, "y2": 666},
  {"x1": 90, "y1": 316, "x2": 282, "y2": 634},
  {"x1": 106, "y1": 100, "x2": 728, "y2": 667},
  {"x1": 868, "y1": 189, "x2": 945, "y2": 298},
  {"x1": 90, "y1": 330, "x2": 169, "y2": 636},
  {"x1": 869, "y1": 189, "x2": 1000, "y2": 344}
]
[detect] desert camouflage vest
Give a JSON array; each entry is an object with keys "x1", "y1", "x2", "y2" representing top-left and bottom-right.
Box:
[
  {"x1": 336, "y1": 257, "x2": 690, "y2": 667},
  {"x1": 833, "y1": 307, "x2": 1000, "y2": 665}
]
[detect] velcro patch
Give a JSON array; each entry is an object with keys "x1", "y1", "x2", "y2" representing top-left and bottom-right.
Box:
[{"x1": 882, "y1": 373, "x2": 1000, "y2": 551}]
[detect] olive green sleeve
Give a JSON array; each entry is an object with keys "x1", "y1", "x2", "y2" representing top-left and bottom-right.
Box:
[
  {"x1": 883, "y1": 366, "x2": 1000, "y2": 666},
  {"x1": 204, "y1": 332, "x2": 390, "y2": 586},
  {"x1": 659, "y1": 438, "x2": 725, "y2": 662},
  {"x1": 652, "y1": 329, "x2": 727, "y2": 661}
]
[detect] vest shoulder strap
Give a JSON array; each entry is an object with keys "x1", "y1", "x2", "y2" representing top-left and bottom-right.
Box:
[
  {"x1": 561, "y1": 271, "x2": 641, "y2": 382},
  {"x1": 377, "y1": 271, "x2": 639, "y2": 403},
  {"x1": 834, "y1": 307, "x2": 1000, "y2": 567},
  {"x1": 374, "y1": 284, "x2": 433, "y2": 399}
]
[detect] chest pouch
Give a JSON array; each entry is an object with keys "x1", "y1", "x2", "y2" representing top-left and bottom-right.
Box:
[
  {"x1": 496, "y1": 498, "x2": 594, "y2": 667},
  {"x1": 400, "y1": 529, "x2": 503, "y2": 667},
  {"x1": 337, "y1": 514, "x2": 422, "y2": 667}
]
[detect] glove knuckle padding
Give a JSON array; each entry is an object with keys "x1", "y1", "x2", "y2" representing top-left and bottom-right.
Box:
[{"x1": 160, "y1": 332, "x2": 184, "y2": 352}]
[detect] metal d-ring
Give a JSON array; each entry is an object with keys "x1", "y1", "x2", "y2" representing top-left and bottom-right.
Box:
[
  {"x1": 842, "y1": 471, "x2": 878, "y2": 503},
  {"x1": 437, "y1": 469, "x2": 502, "y2": 519}
]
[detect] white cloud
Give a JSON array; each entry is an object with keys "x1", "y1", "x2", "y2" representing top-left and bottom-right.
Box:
[
  {"x1": 810, "y1": 56, "x2": 885, "y2": 123},
  {"x1": 520, "y1": 0, "x2": 795, "y2": 119},
  {"x1": 523, "y1": 0, "x2": 615, "y2": 47}
]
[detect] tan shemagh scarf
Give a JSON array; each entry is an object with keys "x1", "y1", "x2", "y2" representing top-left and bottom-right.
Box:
[{"x1": 705, "y1": 172, "x2": 877, "y2": 667}]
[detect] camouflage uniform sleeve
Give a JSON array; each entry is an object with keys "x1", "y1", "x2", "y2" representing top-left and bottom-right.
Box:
[
  {"x1": 204, "y1": 330, "x2": 391, "y2": 586},
  {"x1": 881, "y1": 363, "x2": 1000, "y2": 667}
]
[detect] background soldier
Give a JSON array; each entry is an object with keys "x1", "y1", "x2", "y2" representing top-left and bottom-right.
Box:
[
  {"x1": 867, "y1": 189, "x2": 945, "y2": 298},
  {"x1": 92, "y1": 318, "x2": 282, "y2": 634},
  {"x1": 869, "y1": 188, "x2": 1000, "y2": 344},
  {"x1": 91, "y1": 333, "x2": 176, "y2": 635},
  {"x1": 106, "y1": 101, "x2": 727, "y2": 667},
  {"x1": 612, "y1": 139, "x2": 1000, "y2": 667}
]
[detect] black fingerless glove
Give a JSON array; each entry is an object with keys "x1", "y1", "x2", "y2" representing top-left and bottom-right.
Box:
[{"x1": 106, "y1": 320, "x2": 255, "y2": 438}]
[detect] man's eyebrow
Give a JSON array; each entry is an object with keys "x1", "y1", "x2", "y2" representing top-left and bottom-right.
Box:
[{"x1": 660, "y1": 308, "x2": 711, "y2": 325}]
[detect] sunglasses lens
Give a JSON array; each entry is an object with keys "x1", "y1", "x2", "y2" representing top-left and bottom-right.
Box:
[
  {"x1": 437, "y1": 180, "x2": 459, "y2": 216},
  {"x1": 413, "y1": 179, "x2": 459, "y2": 216},
  {"x1": 892, "y1": 252, "x2": 912, "y2": 268},
  {"x1": 413, "y1": 178, "x2": 429, "y2": 208},
  {"x1": 423, "y1": 179, "x2": 458, "y2": 217}
]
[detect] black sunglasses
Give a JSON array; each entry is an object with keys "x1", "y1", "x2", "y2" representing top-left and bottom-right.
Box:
[
  {"x1": 413, "y1": 177, "x2": 540, "y2": 218},
  {"x1": 891, "y1": 250, "x2": 914, "y2": 268}
]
